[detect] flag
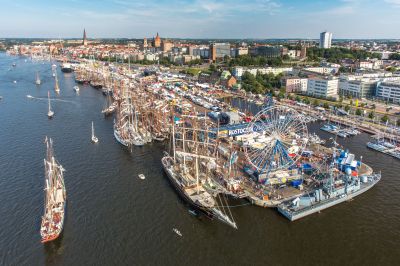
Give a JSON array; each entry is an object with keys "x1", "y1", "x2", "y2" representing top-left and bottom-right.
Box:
[{"x1": 230, "y1": 151, "x2": 238, "y2": 165}]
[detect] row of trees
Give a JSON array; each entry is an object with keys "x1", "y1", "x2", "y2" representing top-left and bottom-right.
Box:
[
  {"x1": 307, "y1": 47, "x2": 381, "y2": 63},
  {"x1": 389, "y1": 53, "x2": 400, "y2": 60},
  {"x1": 226, "y1": 55, "x2": 283, "y2": 67},
  {"x1": 241, "y1": 72, "x2": 283, "y2": 94}
]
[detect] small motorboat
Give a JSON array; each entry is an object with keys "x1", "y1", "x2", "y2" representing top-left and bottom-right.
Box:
[
  {"x1": 47, "y1": 91, "x2": 54, "y2": 119},
  {"x1": 91, "y1": 121, "x2": 99, "y2": 143},
  {"x1": 173, "y1": 228, "x2": 182, "y2": 237},
  {"x1": 138, "y1": 174, "x2": 145, "y2": 180},
  {"x1": 13, "y1": 80, "x2": 17, "y2": 84},
  {"x1": 26, "y1": 95, "x2": 33, "y2": 99},
  {"x1": 188, "y1": 209, "x2": 198, "y2": 216},
  {"x1": 73, "y1": 86, "x2": 80, "y2": 92}
]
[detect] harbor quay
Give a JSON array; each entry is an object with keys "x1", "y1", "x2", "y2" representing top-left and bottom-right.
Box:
[{"x1": 11, "y1": 51, "x2": 379, "y2": 225}]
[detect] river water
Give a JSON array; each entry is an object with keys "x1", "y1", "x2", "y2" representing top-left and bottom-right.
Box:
[{"x1": 0, "y1": 53, "x2": 399, "y2": 265}]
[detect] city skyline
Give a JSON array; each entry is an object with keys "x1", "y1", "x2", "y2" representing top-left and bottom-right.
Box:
[{"x1": 1, "y1": 0, "x2": 400, "y2": 39}]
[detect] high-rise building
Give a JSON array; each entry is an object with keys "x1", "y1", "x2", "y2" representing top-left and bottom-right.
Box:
[
  {"x1": 319, "y1": 31, "x2": 332, "y2": 49},
  {"x1": 82, "y1": 28, "x2": 87, "y2": 46},
  {"x1": 249, "y1": 46, "x2": 284, "y2": 58},
  {"x1": 143, "y1": 38, "x2": 148, "y2": 49},
  {"x1": 209, "y1": 43, "x2": 230, "y2": 61}
]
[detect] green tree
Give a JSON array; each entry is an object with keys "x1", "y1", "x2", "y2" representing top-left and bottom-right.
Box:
[
  {"x1": 368, "y1": 111, "x2": 375, "y2": 119},
  {"x1": 295, "y1": 95, "x2": 301, "y2": 102},
  {"x1": 313, "y1": 99, "x2": 319, "y2": 106},
  {"x1": 209, "y1": 64, "x2": 217, "y2": 72},
  {"x1": 389, "y1": 53, "x2": 400, "y2": 60},
  {"x1": 381, "y1": 115, "x2": 389, "y2": 124},
  {"x1": 355, "y1": 109, "x2": 362, "y2": 116},
  {"x1": 303, "y1": 97, "x2": 310, "y2": 104},
  {"x1": 323, "y1": 102, "x2": 330, "y2": 109},
  {"x1": 344, "y1": 105, "x2": 351, "y2": 112}
]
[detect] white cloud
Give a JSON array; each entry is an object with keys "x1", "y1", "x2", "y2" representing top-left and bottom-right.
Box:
[{"x1": 385, "y1": 0, "x2": 400, "y2": 7}]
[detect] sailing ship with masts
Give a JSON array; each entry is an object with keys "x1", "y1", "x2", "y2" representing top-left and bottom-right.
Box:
[
  {"x1": 113, "y1": 89, "x2": 145, "y2": 148},
  {"x1": 162, "y1": 112, "x2": 237, "y2": 229},
  {"x1": 40, "y1": 137, "x2": 66, "y2": 243},
  {"x1": 102, "y1": 92, "x2": 117, "y2": 116}
]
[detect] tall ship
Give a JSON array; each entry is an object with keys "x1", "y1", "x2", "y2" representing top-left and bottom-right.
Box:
[
  {"x1": 113, "y1": 92, "x2": 144, "y2": 148},
  {"x1": 40, "y1": 137, "x2": 66, "y2": 243},
  {"x1": 102, "y1": 93, "x2": 117, "y2": 117},
  {"x1": 162, "y1": 113, "x2": 237, "y2": 229}
]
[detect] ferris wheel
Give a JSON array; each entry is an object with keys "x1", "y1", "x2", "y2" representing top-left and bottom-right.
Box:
[{"x1": 244, "y1": 105, "x2": 308, "y2": 175}]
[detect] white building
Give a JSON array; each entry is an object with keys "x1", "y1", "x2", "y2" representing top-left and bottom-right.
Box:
[
  {"x1": 356, "y1": 61, "x2": 373, "y2": 70},
  {"x1": 233, "y1": 66, "x2": 293, "y2": 78},
  {"x1": 144, "y1": 53, "x2": 158, "y2": 61},
  {"x1": 376, "y1": 81, "x2": 400, "y2": 103},
  {"x1": 307, "y1": 77, "x2": 339, "y2": 98},
  {"x1": 339, "y1": 78, "x2": 377, "y2": 98},
  {"x1": 282, "y1": 77, "x2": 308, "y2": 93},
  {"x1": 319, "y1": 31, "x2": 333, "y2": 49},
  {"x1": 304, "y1": 67, "x2": 339, "y2": 75}
]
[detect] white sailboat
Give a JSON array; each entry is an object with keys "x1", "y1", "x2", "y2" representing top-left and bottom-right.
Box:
[
  {"x1": 35, "y1": 71, "x2": 41, "y2": 85},
  {"x1": 52, "y1": 64, "x2": 57, "y2": 77},
  {"x1": 47, "y1": 91, "x2": 54, "y2": 119},
  {"x1": 91, "y1": 121, "x2": 99, "y2": 143}
]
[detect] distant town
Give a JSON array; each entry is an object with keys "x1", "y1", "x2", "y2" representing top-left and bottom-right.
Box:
[{"x1": 3, "y1": 29, "x2": 400, "y2": 126}]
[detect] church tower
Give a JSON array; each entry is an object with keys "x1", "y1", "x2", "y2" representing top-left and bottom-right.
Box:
[
  {"x1": 83, "y1": 28, "x2": 88, "y2": 46},
  {"x1": 154, "y1": 32, "x2": 161, "y2": 48}
]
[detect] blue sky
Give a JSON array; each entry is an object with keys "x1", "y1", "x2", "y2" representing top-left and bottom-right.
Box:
[{"x1": 0, "y1": 0, "x2": 399, "y2": 39}]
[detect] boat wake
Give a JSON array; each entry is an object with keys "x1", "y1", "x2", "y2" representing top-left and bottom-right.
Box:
[{"x1": 26, "y1": 95, "x2": 75, "y2": 103}]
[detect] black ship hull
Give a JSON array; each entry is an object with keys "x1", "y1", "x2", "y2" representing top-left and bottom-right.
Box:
[
  {"x1": 61, "y1": 68, "x2": 73, "y2": 73},
  {"x1": 161, "y1": 156, "x2": 214, "y2": 219}
]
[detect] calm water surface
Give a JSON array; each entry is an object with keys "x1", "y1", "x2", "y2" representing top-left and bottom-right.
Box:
[{"x1": 0, "y1": 53, "x2": 399, "y2": 265}]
